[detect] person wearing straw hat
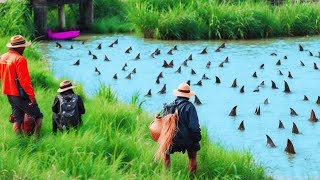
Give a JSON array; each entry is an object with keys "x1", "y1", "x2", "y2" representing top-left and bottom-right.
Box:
[
  {"x1": 0, "y1": 35, "x2": 43, "y2": 135},
  {"x1": 52, "y1": 80, "x2": 85, "y2": 134},
  {"x1": 163, "y1": 82, "x2": 202, "y2": 173}
]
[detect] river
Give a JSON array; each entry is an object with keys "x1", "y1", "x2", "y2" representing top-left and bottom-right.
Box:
[{"x1": 39, "y1": 34, "x2": 320, "y2": 179}]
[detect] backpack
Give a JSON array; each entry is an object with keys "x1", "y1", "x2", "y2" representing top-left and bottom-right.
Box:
[{"x1": 56, "y1": 94, "x2": 80, "y2": 129}]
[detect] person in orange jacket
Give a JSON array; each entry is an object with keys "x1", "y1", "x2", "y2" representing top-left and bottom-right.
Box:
[{"x1": 0, "y1": 35, "x2": 43, "y2": 136}]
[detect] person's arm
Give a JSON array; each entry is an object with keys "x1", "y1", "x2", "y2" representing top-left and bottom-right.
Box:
[
  {"x1": 15, "y1": 57, "x2": 35, "y2": 100},
  {"x1": 187, "y1": 104, "x2": 202, "y2": 142},
  {"x1": 78, "y1": 96, "x2": 85, "y2": 114},
  {"x1": 52, "y1": 96, "x2": 59, "y2": 113}
]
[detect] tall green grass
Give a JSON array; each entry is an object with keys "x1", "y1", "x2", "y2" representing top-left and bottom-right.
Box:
[
  {"x1": 0, "y1": 0, "x2": 34, "y2": 37},
  {"x1": 128, "y1": 0, "x2": 320, "y2": 40},
  {"x1": 0, "y1": 37, "x2": 269, "y2": 179}
]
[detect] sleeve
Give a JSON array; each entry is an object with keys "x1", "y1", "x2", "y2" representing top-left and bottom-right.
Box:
[
  {"x1": 16, "y1": 57, "x2": 35, "y2": 99},
  {"x1": 52, "y1": 113, "x2": 58, "y2": 134},
  {"x1": 78, "y1": 96, "x2": 85, "y2": 114},
  {"x1": 52, "y1": 96, "x2": 60, "y2": 113},
  {"x1": 187, "y1": 104, "x2": 202, "y2": 142}
]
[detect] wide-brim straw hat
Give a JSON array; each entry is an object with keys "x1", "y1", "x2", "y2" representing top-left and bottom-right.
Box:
[
  {"x1": 57, "y1": 80, "x2": 77, "y2": 93},
  {"x1": 173, "y1": 82, "x2": 195, "y2": 98},
  {"x1": 6, "y1": 35, "x2": 31, "y2": 48}
]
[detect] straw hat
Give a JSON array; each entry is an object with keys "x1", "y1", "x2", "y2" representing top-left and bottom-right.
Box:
[
  {"x1": 6, "y1": 35, "x2": 31, "y2": 48},
  {"x1": 173, "y1": 82, "x2": 195, "y2": 98},
  {"x1": 57, "y1": 80, "x2": 77, "y2": 93}
]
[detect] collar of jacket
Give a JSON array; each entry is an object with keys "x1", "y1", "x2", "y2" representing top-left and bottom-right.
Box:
[
  {"x1": 175, "y1": 96, "x2": 190, "y2": 105},
  {"x1": 8, "y1": 49, "x2": 21, "y2": 55}
]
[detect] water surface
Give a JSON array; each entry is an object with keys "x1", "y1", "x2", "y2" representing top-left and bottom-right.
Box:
[{"x1": 40, "y1": 35, "x2": 320, "y2": 179}]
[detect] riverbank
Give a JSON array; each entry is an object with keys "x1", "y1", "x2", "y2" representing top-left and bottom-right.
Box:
[{"x1": 0, "y1": 37, "x2": 269, "y2": 178}]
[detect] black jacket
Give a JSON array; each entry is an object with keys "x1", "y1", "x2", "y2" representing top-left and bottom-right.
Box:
[
  {"x1": 165, "y1": 97, "x2": 201, "y2": 153},
  {"x1": 52, "y1": 91, "x2": 85, "y2": 133}
]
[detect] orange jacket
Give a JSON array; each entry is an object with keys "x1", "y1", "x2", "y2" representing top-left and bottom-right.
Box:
[{"x1": 0, "y1": 50, "x2": 35, "y2": 99}]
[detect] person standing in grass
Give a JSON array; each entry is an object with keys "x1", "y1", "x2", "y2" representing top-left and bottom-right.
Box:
[
  {"x1": 160, "y1": 82, "x2": 202, "y2": 173},
  {"x1": 0, "y1": 35, "x2": 43, "y2": 135},
  {"x1": 52, "y1": 80, "x2": 85, "y2": 134}
]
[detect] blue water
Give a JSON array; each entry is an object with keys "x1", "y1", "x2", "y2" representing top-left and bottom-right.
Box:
[{"x1": 40, "y1": 35, "x2": 320, "y2": 179}]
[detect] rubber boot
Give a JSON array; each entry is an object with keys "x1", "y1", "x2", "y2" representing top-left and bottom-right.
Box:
[
  {"x1": 13, "y1": 122, "x2": 22, "y2": 135},
  {"x1": 34, "y1": 118, "x2": 42, "y2": 137},
  {"x1": 163, "y1": 154, "x2": 170, "y2": 169},
  {"x1": 187, "y1": 151, "x2": 198, "y2": 173}
]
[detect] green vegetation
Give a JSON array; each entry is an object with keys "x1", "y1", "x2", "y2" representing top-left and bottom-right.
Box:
[
  {"x1": 128, "y1": 0, "x2": 320, "y2": 40},
  {"x1": 0, "y1": 37, "x2": 268, "y2": 179},
  {"x1": 1, "y1": 0, "x2": 320, "y2": 39}
]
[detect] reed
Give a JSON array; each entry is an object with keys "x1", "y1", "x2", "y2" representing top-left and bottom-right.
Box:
[
  {"x1": 0, "y1": 37, "x2": 268, "y2": 179},
  {"x1": 128, "y1": 0, "x2": 320, "y2": 40}
]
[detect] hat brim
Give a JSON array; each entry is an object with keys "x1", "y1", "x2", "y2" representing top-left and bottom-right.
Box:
[
  {"x1": 173, "y1": 89, "x2": 195, "y2": 98},
  {"x1": 6, "y1": 41, "x2": 31, "y2": 48},
  {"x1": 57, "y1": 85, "x2": 77, "y2": 93}
]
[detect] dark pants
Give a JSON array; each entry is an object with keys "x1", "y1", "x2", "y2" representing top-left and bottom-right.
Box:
[{"x1": 7, "y1": 95, "x2": 43, "y2": 122}]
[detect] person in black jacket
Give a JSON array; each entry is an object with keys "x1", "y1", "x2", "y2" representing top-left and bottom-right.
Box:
[
  {"x1": 52, "y1": 80, "x2": 85, "y2": 134},
  {"x1": 164, "y1": 82, "x2": 202, "y2": 173}
]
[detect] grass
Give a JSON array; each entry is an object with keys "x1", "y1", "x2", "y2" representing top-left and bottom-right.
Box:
[
  {"x1": 0, "y1": 36, "x2": 269, "y2": 179},
  {"x1": 128, "y1": 0, "x2": 320, "y2": 40}
]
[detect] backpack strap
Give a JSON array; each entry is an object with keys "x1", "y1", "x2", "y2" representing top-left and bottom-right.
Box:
[
  {"x1": 54, "y1": 94, "x2": 65, "y2": 130},
  {"x1": 173, "y1": 101, "x2": 189, "y2": 115}
]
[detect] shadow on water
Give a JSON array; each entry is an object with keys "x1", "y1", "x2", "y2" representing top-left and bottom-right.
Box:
[{"x1": 39, "y1": 34, "x2": 320, "y2": 179}]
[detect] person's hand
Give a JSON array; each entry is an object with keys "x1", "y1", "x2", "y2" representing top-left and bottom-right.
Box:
[{"x1": 29, "y1": 98, "x2": 37, "y2": 107}]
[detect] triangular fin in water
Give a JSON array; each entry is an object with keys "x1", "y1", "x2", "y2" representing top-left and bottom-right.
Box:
[
  {"x1": 290, "y1": 108, "x2": 298, "y2": 116},
  {"x1": 314, "y1": 63, "x2": 319, "y2": 70},
  {"x1": 195, "y1": 80, "x2": 202, "y2": 86},
  {"x1": 168, "y1": 60, "x2": 174, "y2": 67},
  {"x1": 276, "y1": 59, "x2": 281, "y2": 65},
  {"x1": 252, "y1": 71, "x2": 257, "y2": 78},
  {"x1": 259, "y1": 64, "x2": 264, "y2": 69},
  {"x1": 125, "y1": 73, "x2": 132, "y2": 79},
  {"x1": 73, "y1": 59, "x2": 80, "y2": 66},
  {"x1": 229, "y1": 106, "x2": 237, "y2": 116},
  {"x1": 288, "y1": 71, "x2": 293, "y2": 78},
  {"x1": 284, "y1": 55, "x2": 287, "y2": 59},
  {"x1": 284, "y1": 81, "x2": 291, "y2": 93},
  {"x1": 303, "y1": 95, "x2": 309, "y2": 101},
  {"x1": 113, "y1": 39, "x2": 118, "y2": 44},
  {"x1": 266, "y1": 135, "x2": 276, "y2": 147},
  {"x1": 278, "y1": 120, "x2": 284, "y2": 129},
  {"x1": 219, "y1": 62, "x2": 224, "y2": 67},
  {"x1": 253, "y1": 86, "x2": 259, "y2": 92},
  {"x1": 175, "y1": 66, "x2": 181, "y2": 74},
  {"x1": 255, "y1": 106, "x2": 260, "y2": 115},
  {"x1": 316, "y1": 96, "x2": 320, "y2": 105},
  {"x1": 194, "y1": 95, "x2": 202, "y2": 105},
  {"x1": 300, "y1": 60, "x2": 305, "y2": 66},
  {"x1": 191, "y1": 69, "x2": 196, "y2": 75},
  {"x1": 206, "y1": 61, "x2": 211, "y2": 69},
  {"x1": 200, "y1": 47, "x2": 207, "y2": 54},
  {"x1": 279, "y1": 70, "x2": 283, "y2": 75},
  {"x1": 131, "y1": 68, "x2": 136, "y2": 74},
  {"x1": 299, "y1": 44, "x2": 303, "y2": 51},
  {"x1": 113, "y1": 73, "x2": 117, "y2": 80},
  {"x1": 264, "y1": 98, "x2": 268, "y2": 105},
  {"x1": 92, "y1": 54, "x2": 97, "y2": 60},
  {"x1": 224, "y1": 57, "x2": 229, "y2": 63},
  {"x1": 162, "y1": 60, "x2": 169, "y2": 68},
  {"x1": 219, "y1": 42, "x2": 226, "y2": 48},
  {"x1": 135, "y1": 53, "x2": 140, "y2": 60},
  {"x1": 285, "y1": 139, "x2": 296, "y2": 154},
  {"x1": 202, "y1": 74, "x2": 210, "y2": 80},
  {"x1": 97, "y1": 43, "x2": 102, "y2": 49},
  {"x1": 259, "y1": 81, "x2": 265, "y2": 87},
  {"x1": 70, "y1": 45, "x2": 73, "y2": 49},
  {"x1": 88, "y1": 50, "x2": 92, "y2": 55},
  {"x1": 145, "y1": 89, "x2": 152, "y2": 97},
  {"x1": 215, "y1": 76, "x2": 221, "y2": 84},
  {"x1": 167, "y1": 49, "x2": 173, "y2": 55},
  {"x1": 187, "y1": 54, "x2": 192, "y2": 60},
  {"x1": 157, "y1": 72, "x2": 163, "y2": 79},
  {"x1": 173, "y1": 45, "x2": 177, "y2": 50},
  {"x1": 104, "y1": 55, "x2": 110, "y2": 61},
  {"x1": 182, "y1": 60, "x2": 188, "y2": 67},
  {"x1": 231, "y1": 78, "x2": 237, "y2": 88},
  {"x1": 270, "y1": 52, "x2": 277, "y2": 56},
  {"x1": 186, "y1": 80, "x2": 191, "y2": 86},
  {"x1": 158, "y1": 84, "x2": 166, "y2": 94},
  {"x1": 108, "y1": 43, "x2": 114, "y2": 47},
  {"x1": 309, "y1": 109, "x2": 318, "y2": 122},
  {"x1": 292, "y1": 122, "x2": 299, "y2": 134},
  {"x1": 239, "y1": 86, "x2": 244, "y2": 93},
  {"x1": 215, "y1": 47, "x2": 221, "y2": 52},
  {"x1": 238, "y1": 121, "x2": 245, "y2": 131},
  {"x1": 155, "y1": 77, "x2": 160, "y2": 84},
  {"x1": 309, "y1": 51, "x2": 313, "y2": 56},
  {"x1": 271, "y1": 80, "x2": 278, "y2": 89}
]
